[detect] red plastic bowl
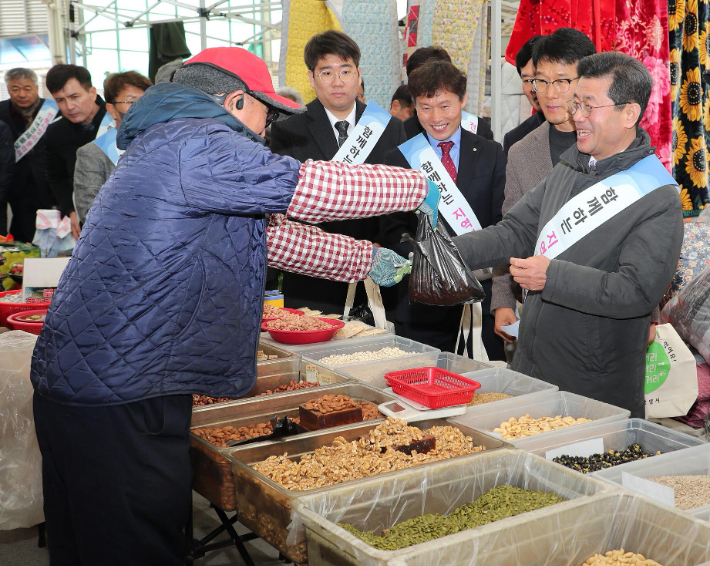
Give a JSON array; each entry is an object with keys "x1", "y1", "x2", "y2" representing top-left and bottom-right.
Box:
[
  {"x1": 264, "y1": 318, "x2": 345, "y2": 345},
  {"x1": 0, "y1": 290, "x2": 51, "y2": 328},
  {"x1": 261, "y1": 308, "x2": 304, "y2": 330},
  {"x1": 7, "y1": 309, "x2": 47, "y2": 335},
  {"x1": 384, "y1": 367, "x2": 481, "y2": 409}
]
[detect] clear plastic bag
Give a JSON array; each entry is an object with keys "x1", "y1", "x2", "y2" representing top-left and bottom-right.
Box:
[
  {"x1": 0, "y1": 331, "x2": 43, "y2": 529},
  {"x1": 403, "y1": 215, "x2": 485, "y2": 306},
  {"x1": 289, "y1": 450, "x2": 710, "y2": 566},
  {"x1": 661, "y1": 266, "x2": 710, "y2": 365}
]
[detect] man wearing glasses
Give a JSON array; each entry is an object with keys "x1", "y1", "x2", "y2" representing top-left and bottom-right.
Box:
[
  {"x1": 73, "y1": 71, "x2": 152, "y2": 229},
  {"x1": 493, "y1": 29, "x2": 596, "y2": 344},
  {"x1": 270, "y1": 30, "x2": 407, "y2": 313},
  {"x1": 454, "y1": 51, "x2": 683, "y2": 419}
]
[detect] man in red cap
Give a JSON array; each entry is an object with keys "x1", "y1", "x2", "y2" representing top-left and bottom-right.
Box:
[{"x1": 31, "y1": 47, "x2": 439, "y2": 565}]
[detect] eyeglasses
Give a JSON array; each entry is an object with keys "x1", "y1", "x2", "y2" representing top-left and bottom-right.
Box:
[
  {"x1": 315, "y1": 68, "x2": 357, "y2": 84},
  {"x1": 567, "y1": 99, "x2": 629, "y2": 118},
  {"x1": 113, "y1": 100, "x2": 136, "y2": 105},
  {"x1": 532, "y1": 77, "x2": 578, "y2": 93}
]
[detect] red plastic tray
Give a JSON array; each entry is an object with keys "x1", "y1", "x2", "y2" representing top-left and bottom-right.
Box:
[
  {"x1": 0, "y1": 290, "x2": 51, "y2": 328},
  {"x1": 384, "y1": 367, "x2": 481, "y2": 409},
  {"x1": 261, "y1": 307, "x2": 304, "y2": 328},
  {"x1": 265, "y1": 318, "x2": 345, "y2": 345},
  {"x1": 7, "y1": 309, "x2": 47, "y2": 335}
]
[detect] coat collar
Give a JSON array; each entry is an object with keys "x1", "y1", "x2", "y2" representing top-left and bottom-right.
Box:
[{"x1": 306, "y1": 97, "x2": 364, "y2": 159}]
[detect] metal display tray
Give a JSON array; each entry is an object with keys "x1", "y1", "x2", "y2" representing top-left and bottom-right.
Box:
[
  {"x1": 226, "y1": 418, "x2": 511, "y2": 563},
  {"x1": 254, "y1": 341, "x2": 300, "y2": 377},
  {"x1": 190, "y1": 383, "x2": 396, "y2": 511}
]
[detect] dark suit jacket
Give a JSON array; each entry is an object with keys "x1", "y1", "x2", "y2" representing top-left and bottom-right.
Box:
[
  {"x1": 0, "y1": 99, "x2": 55, "y2": 241},
  {"x1": 403, "y1": 112, "x2": 494, "y2": 141},
  {"x1": 503, "y1": 110, "x2": 545, "y2": 155},
  {"x1": 380, "y1": 129, "x2": 506, "y2": 324},
  {"x1": 269, "y1": 98, "x2": 407, "y2": 313}
]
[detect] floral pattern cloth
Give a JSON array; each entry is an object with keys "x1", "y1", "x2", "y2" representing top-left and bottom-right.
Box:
[
  {"x1": 670, "y1": 0, "x2": 710, "y2": 216},
  {"x1": 663, "y1": 220, "x2": 710, "y2": 305},
  {"x1": 431, "y1": 0, "x2": 485, "y2": 74}
]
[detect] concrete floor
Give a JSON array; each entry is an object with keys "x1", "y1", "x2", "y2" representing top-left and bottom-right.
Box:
[{"x1": 0, "y1": 493, "x2": 287, "y2": 566}]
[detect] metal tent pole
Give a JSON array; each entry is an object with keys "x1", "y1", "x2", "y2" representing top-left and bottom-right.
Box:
[{"x1": 491, "y1": 0, "x2": 502, "y2": 143}]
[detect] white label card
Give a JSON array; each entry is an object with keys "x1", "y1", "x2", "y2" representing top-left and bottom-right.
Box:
[
  {"x1": 621, "y1": 471, "x2": 675, "y2": 508},
  {"x1": 545, "y1": 438, "x2": 605, "y2": 460},
  {"x1": 22, "y1": 257, "x2": 71, "y2": 302}
]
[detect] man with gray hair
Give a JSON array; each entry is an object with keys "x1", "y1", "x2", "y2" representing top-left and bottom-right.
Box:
[
  {"x1": 452, "y1": 52, "x2": 683, "y2": 418},
  {"x1": 0, "y1": 68, "x2": 56, "y2": 241}
]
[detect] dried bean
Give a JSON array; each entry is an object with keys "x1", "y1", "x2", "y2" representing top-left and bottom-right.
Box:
[
  {"x1": 647, "y1": 475, "x2": 710, "y2": 510},
  {"x1": 583, "y1": 549, "x2": 663, "y2": 565},
  {"x1": 340, "y1": 485, "x2": 564, "y2": 550},
  {"x1": 494, "y1": 414, "x2": 592, "y2": 440},
  {"x1": 553, "y1": 444, "x2": 660, "y2": 473},
  {"x1": 318, "y1": 347, "x2": 410, "y2": 366},
  {"x1": 467, "y1": 392, "x2": 513, "y2": 406},
  {"x1": 265, "y1": 311, "x2": 331, "y2": 331}
]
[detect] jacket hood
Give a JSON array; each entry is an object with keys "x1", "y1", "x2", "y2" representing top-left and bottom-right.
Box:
[
  {"x1": 560, "y1": 127, "x2": 655, "y2": 175},
  {"x1": 116, "y1": 82, "x2": 263, "y2": 149}
]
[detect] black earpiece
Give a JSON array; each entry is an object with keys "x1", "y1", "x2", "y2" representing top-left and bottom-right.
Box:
[{"x1": 236, "y1": 96, "x2": 244, "y2": 110}]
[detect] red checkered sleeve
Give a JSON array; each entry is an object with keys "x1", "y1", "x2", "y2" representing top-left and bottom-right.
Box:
[
  {"x1": 287, "y1": 159, "x2": 429, "y2": 223},
  {"x1": 266, "y1": 214, "x2": 373, "y2": 282}
]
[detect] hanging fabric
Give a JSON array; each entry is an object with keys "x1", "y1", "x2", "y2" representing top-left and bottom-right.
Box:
[
  {"x1": 670, "y1": 0, "x2": 710, "y2": 216},
  {"x1": 279, "y1": 0, "x2": 342, "y2": 103}
]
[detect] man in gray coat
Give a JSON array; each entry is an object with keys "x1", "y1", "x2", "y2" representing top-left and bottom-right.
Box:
[
  {"x1": 493, "y1": 29, "x2": 596, "y2": 342},
  {"x1": 454, "y1": 52, "x2": 683, "y2": 418},
  {"x1": 73, "y1": 71, "x2": 152, "y2": 226}
]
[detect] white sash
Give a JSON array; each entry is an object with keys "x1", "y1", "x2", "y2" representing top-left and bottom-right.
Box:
[
  {"x1": 399, "y1": 132, "x2": 489, "y2": 361},
  {"x1": 461, "y1": 110, "x2": 479, "y2": 135},
  {"x1": 534, "y1": 155, "x2": 678, "y2": 261},
  {"x1": 398, "y1": 132, "x2": 483, "y2": 235},
  {"x1": 332, "y1": 101, "x2": 391, "y2": 165},
  {"x1": 14, "y1": 98, "x2": 59, "y2": 162},
  {"x1": 92, "y1": 120, "x2": 125, "y2": 165}
]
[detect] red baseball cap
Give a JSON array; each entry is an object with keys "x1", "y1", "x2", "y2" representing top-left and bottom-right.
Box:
[{"x1": 182, "y1": 47, "x2": 304, "y2": 115}]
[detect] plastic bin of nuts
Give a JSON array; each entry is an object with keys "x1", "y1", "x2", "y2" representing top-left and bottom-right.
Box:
[
  {"x1": 451, "y1": 391, "x2": 630, "y2": 447},
  {"x1": 594, "y1": 442, "x2": 710, "y2": 522},
  {"x1": 302, "y1": 491, "x2": 706, "y2": 566},
  {"x1": 460, "y1": 367, "x2": 559, "y2": 406},
  {"x1": 190, "y1": 383, "x2": 396, "y2": 511},
  {"x1": 226, "y1": 417, "x2": 509, "y2": 563},
  {"x1": 290, "y1": 449, "x2": 622, "y2": 566},
  {"x1": 522, "y1": 419, "x2": 705, "y2": 475}
]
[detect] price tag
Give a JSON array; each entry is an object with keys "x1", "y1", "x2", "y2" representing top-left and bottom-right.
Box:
[
  {"x1": 305, "y1": 363, "x2": 318, "y2": 383},
  {"x1": 545, "y1": 438, "x2": 605, "y2": 461},
  {"x1": 621, "y1": 471, "x2": 675, "y2": 508}
]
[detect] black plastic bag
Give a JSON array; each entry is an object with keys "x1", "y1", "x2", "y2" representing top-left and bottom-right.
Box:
[{"x1": 402, "y1": 214, "x2": 485, "y2": 306}]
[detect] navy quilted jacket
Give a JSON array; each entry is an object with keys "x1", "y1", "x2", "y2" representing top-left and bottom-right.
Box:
[{"x1": 30, "y1": 83, "x2": 302, "y2": 405}]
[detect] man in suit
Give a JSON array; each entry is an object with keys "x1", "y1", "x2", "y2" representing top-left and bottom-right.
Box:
[
  {"x1": 380, "y1": 60, "x2": 506, "y2": 358},
  {"x1": 390, "y1": 85, "x2": 414, "y2": 121},
  {"x1": 44, "y1": 64, "x2": 109, "y2": 239},
  {"x1": 502, "y1": 35, "x2": 545, "y2": 155},
  {"x1": 0, "y1": 68, "x2": 55, "y2": 242},
  {"x1": 270, "y1": 30, "x2": 407, "y2": 313},
  {"x1": 403, "y1": 46, "x2": 494, "y2": 142},
  {"x1": 493, "y1": 28, "x2": 597, "y2": 343},
  {"x1": 73, "y1": 71, "x2": 152, "y2": 226}
]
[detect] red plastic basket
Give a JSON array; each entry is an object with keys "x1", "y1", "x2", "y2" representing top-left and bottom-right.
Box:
[
  {"x1": 7, "y1": 309, "x2": 47, "y2": 335},
  {"x1": 0, "y1": 290, "x2": 51, "y2": 328},
  {"x1": 384, "y1": 367, "x2": 481, "y2": 409}
]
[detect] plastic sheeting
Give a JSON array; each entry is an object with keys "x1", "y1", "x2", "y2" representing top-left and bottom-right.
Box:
[
  {"x1": 662, "y1": 266, "x2": 710, "y2": 365},
  {"x1": 0, "y1": 331, "x2": 43, "y2": 530},
  {"x1": 290, "y1": 450, "x2": 710, "y2": 566}
]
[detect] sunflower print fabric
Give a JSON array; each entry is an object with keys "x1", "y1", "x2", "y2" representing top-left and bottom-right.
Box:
[{"x1": 671, "y1": 0, "x2": 710, "y2": 216}]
